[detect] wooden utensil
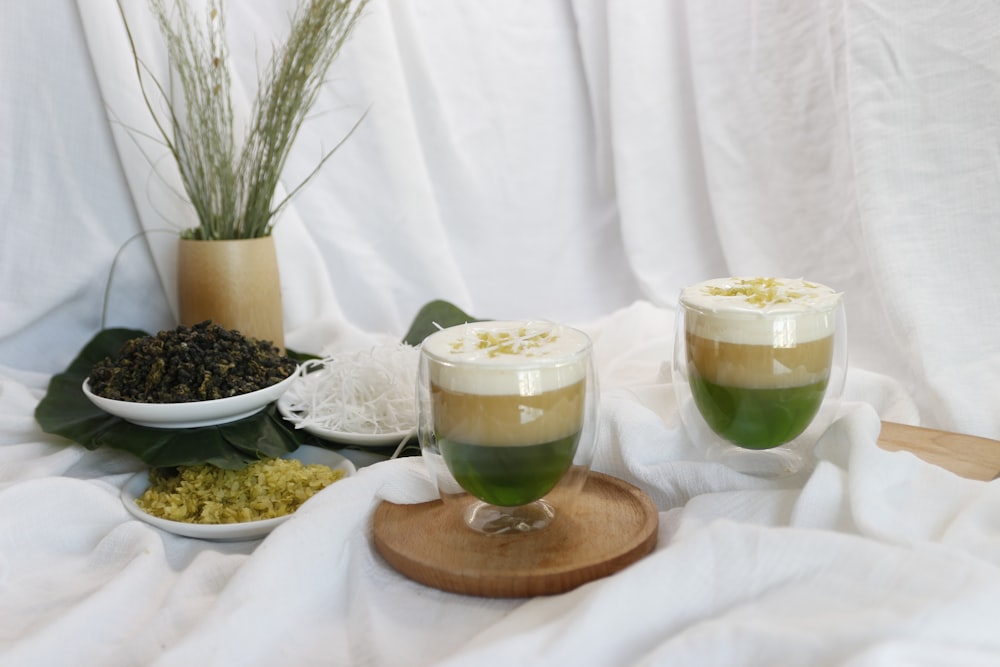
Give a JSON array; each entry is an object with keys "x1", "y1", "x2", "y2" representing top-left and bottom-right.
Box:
[{"x1": 878, "y1": 421, "x2": 1000, "y2": 481}]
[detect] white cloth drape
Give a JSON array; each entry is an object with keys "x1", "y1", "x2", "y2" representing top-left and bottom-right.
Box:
[
  {"x1": 6, "y1": 0, "x2": 997, "y2": 435},
  {"x1": 2, "y1": 1, "x2": 1000, "y2": 665}
]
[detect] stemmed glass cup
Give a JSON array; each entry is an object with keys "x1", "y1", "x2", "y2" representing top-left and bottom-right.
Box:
[
  {"x1": 672, "y1": 277, "x2": 847, "y2": 477},
  {"x1": 418, "y1": 320, "x2": 599, "y2": 534}
]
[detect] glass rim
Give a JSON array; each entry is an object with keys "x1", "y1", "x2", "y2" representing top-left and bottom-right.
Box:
[
  {"x1": 419, "y1": 320, "x2": 593, "y2": 370},
  {"x1": 679, "y1": 298, "x2": 843, "y2": 319}
]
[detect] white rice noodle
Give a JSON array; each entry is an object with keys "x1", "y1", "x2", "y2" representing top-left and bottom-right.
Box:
[{"x1": 282, "y1": 340, "x2": 419, "y2": 435}]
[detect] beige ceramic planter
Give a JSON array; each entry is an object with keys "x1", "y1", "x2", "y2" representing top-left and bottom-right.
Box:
[{"x1": 177, "y1": 237, "x2": 285, "y2": 350}]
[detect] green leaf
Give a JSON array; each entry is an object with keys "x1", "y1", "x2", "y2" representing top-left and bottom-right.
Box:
[
  {"x1": 402, "y1": 300, "x2": 481, "y2": 346},
  {"x1": 284, "y1": 348, "x2": 320, "y2": 364},
  {"x1": 35, "y1": 300, "x2": 480, "y2": 468},
  {"x1": 35, "y1": 328, "x2": 300, "y2": 469}
]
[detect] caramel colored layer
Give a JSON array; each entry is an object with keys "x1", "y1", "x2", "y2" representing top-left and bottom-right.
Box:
[
  {"x1": 431, "y1": 381, "x2": 585, "y2": 446},
  {"x1": 686, "y1": 333, "x2": 834, "y2": 389}
]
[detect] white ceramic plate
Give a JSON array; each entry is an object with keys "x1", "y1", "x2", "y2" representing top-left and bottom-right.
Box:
[
  {"x1": 276, "y1": 395, "x2": 414, "y2": 448},
  {"x1": 120, "y1": 445, "x2": 356, "y2": 541},
  {"x1": 83, "y1": 368, "x2": 298, "y2": 429}
]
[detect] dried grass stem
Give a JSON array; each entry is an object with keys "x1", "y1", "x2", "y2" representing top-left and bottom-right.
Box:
[{"x1": 118, "y1": 0, "x2": 368, "y2": 239}]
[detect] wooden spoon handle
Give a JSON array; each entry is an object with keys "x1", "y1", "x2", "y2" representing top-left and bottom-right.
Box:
[{"x1": 878, "y1": 421, "x2": 1000, "y2": 481}]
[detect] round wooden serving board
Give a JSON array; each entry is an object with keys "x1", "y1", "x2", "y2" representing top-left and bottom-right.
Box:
[{"x1": 372, "y1": 472, "x2": 658, "y2": 598}]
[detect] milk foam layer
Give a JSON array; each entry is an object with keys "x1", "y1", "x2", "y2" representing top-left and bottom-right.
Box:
[
  {"x1": 680, "y1": 277, "x2": 841, "y2": 345},
  {"x1": 422, "y1": 321, "x2": 590, "y2": 396}
]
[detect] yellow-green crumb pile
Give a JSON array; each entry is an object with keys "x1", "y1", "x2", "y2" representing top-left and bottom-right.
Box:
[
  {"x1": 136, "y1": 457, "x2": 345, "y2": 524},
  {"x1": 704, "y1": 277, "x2": 816, "y2": 307}
]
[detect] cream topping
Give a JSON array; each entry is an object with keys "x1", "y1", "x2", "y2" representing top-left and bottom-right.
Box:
[
  {"x1": 680, "y1": 277, "x2": 842, "y2": 345},
  {"x1": 422, "y1": 321, "x2": 590, "y2": 395}
]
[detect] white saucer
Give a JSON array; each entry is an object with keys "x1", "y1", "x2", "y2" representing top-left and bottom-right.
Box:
[
  {"x1": 83, "y1": 368, "x2": 297, "y2": 429},
  {"x1": 276, "y1": 395, "x2": 414, "y2": 448},
  {"x1": 120, "y1": 445, "x2": 355, "y2": 541}
]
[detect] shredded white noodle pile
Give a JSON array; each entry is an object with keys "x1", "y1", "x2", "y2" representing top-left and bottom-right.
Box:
[{"x1": 282, "y1": 340, "x2": 419, "y2": 435}]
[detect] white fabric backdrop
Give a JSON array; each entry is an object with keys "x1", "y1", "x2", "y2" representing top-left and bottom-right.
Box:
[
  {"x1": 2, "y1": 1, "x2": 1000, "y2": 665},
  {"x1": 5, "y1": 0, "x2": 997, "y2": 436}
]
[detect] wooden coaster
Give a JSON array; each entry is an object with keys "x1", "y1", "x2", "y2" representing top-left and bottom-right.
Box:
[{"x1": 372, "y1": 472, "x2": 658, "y2": 598}]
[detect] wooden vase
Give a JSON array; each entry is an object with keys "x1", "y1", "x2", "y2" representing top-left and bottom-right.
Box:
[{"x1": 177, "y1": 236, "x2": 285, "y2": 350}]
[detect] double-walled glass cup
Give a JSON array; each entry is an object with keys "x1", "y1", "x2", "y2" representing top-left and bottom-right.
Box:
[
  {"x1": 672, "y1": 277, "x2": 847, "y2": 477},
  {"x1": 418, "y1": 321, "x2": 598, "y2": 534}
]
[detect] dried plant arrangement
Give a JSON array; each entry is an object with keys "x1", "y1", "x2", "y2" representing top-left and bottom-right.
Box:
[{"x1": 118, "y1": 0, "x2": 369, "y2": 239}]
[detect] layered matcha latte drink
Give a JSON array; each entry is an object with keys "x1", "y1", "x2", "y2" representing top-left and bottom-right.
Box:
[
  {"x1": 674, "y1": 278, "x2": 845, "y2": 469},
  {"x1": 418, "y1": 321, "x2": 597, "y2": 534}
]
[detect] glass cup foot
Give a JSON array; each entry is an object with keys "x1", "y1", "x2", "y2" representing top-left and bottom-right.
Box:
[
  {"x1": 709, "y1": 442, "x2": 808, "y2": 478},
  {"x1": 464, "y1": 499, "x2": 556, "y2": 534}
]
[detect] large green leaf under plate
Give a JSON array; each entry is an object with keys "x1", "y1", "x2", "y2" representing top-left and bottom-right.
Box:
[
  {"x1": 34, "y1": 328, "x2": 299, "y2": 469},
  {"x1": 35, "y1": 300, "x2": 480, "y2": 468}
]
